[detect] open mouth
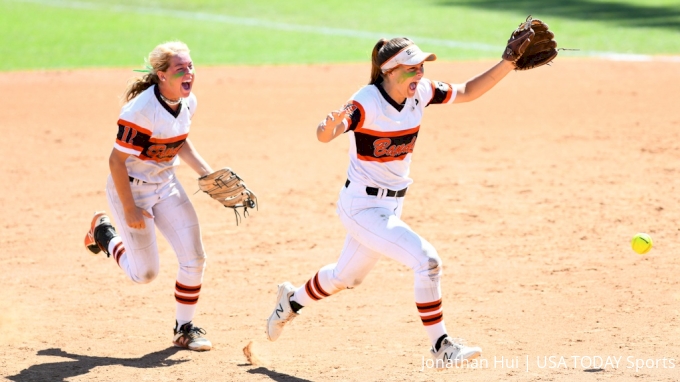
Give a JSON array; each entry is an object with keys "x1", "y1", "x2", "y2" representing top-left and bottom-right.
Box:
[
  {"x1": 409, "y1": 81, "x2": 417, "y2": 91},
  {"x1": 182, "y1": 79, "x2": 192, "y2": 91}
]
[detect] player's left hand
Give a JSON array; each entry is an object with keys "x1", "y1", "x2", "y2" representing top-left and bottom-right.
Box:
[
  {"x1": 503, "y1": 16, "x2": 559, "y2": 70},
  {"x1": 198, "y1": 167, "x2": 257, "y2": 225}
]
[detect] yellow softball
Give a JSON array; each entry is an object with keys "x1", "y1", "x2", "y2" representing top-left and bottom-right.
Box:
[{"x1": 631, "y1": 233, "x2": 653, "y2": 255}]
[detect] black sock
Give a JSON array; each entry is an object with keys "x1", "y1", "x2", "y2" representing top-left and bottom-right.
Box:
[
  {"x1": 290, "y1": 300, "x2": 304, "y2": 313},
  {"x1": 434, "y1": 334, "x2": 448, "y2": 352}
]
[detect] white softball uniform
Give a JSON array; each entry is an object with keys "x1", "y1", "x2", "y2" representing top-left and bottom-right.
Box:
[
  {"x1": 294, "y1": 78, "x2": 456, "y2": 321},
  {"x1": 107, "y1": 85, "x2": 206, "y2": 299},
  {"x1": 335, "y1": 77, "x2": 455, "y2": 289}
]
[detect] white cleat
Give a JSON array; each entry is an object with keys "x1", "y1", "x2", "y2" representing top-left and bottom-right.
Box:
[
  {"x1": 266, "y1": 282, "x2": 298, "y2": 341},
  {"x1": 173, "y1": 321, "x2": 212, "y2": 351},
  {"x1": 430, "y1": 337, "x2": 481, "y2": 370}
]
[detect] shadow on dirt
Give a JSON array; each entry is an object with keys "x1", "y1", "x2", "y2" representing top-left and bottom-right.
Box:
[
  {"x1": 247, "y1": 366, "x2": 315, "y2": 382},
  {"x1": 7, "y1": 347, "x2": 187, "y2": 382}
]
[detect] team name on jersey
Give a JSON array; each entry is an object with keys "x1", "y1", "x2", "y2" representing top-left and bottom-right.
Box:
[
  {"x1": 117, "y1": 119, "x2": 187, "y2": 162},
  {"x1": 354, "y1": 126, "x2": 419, "y2": 162},
  {"x1": 373, "y1": 136, "x2": 417, "y2": 158}
]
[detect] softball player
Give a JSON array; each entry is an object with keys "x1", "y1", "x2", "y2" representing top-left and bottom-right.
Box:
[
  {"x1": 267, "y1": 37, "x2": 521, "y2": 367},
  {"x1": 84, "y1": 41, "x2": 214, "y2": 351}
]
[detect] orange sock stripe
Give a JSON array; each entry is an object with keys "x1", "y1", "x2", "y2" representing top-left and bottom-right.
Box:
[
  {"x1": 113, "y1": 243, "x2": 124, "y2": 265},
  {"x1": 420, "y1": 312, "x2": 444, "y2": 326},
  {"x1": 175, "y1": 294, "x2": 199, "y2": 305},
  {"x1": 175, "y1": 292, "x2": 200, "y2": 299},
  {"x1": 416, "y1": 299, "x2": 442, "y2": 313},
  {"x1": 305, "y1": 279, "x2": 322, "y2": 301},
  {"x1": 313, "y1": 273, "x2": 331, "y2": 297},
  {"x1": 175, "y1": 282, "x2": 201, "y2": 293}
]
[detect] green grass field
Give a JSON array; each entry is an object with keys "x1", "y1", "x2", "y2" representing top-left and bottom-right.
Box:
[{"x1": 2, "y1": 0, "x2": 680, "y2": 71}]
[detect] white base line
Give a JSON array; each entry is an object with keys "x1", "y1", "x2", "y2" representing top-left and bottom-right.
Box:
[{"x1": 8, "y1": 0, "x2": 680, "y2": 63}]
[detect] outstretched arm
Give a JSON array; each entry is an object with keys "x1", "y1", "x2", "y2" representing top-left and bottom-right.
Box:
[{"x1": 452, "y1": 60, "x2": 516, "y2": 104}]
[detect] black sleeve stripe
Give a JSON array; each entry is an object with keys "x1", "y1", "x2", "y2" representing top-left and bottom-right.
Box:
[{"x1": 428, "y1": 81, "x2": 453, "y2": 106}]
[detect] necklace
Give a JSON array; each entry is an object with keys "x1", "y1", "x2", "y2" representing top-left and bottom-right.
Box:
[{"x1": 160, "y1": 93, "x2": 182, "y2": 106}]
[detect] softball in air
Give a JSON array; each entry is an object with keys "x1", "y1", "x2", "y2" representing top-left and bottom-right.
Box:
[{"x1": 631, "y1": 233, "x2": 653, "y2": 255}]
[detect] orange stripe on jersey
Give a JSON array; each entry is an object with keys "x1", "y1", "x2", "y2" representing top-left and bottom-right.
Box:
[
  {"x1": 429, "y1": 81, "x2": 453, "y2": 105},
  {"x1": 117, "y1": 119, "x2": 153, "y2": 136},
  {"x1": 416, "y1": 299, "x2": 442, "y2": 313},
  {"x1": 357, "y1": 154, "x2": 409, "y2": 162},
  {"x1": 442, "y1": 83, "x2": 453, "y2": 104},
  {"x1": 345, "y1": 100, "x2": 366, "y2": 131},
  {"x1": 116, "y1": 119, "x2": 187, "y2": 162},
  {"x1": 354, "y1": 125, "x2": 420, "y2": 138},
  {"x1": 150, "y1": 133, "x2": 189, "y2": 144},
  {"x1": 115, "y1": 139, "x2": 144, "y2": 152}
]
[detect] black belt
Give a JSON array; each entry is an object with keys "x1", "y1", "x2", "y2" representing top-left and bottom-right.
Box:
[
  {"x1": 345, "y1": 179, "x2": 407, "y2": 197},
  {"x1": 129, "y1": 176, "x2": 146, "y2": 184}
]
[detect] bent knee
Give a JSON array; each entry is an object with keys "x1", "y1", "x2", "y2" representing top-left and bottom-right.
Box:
[
  {"x1": 331, "y1": 268, "x2": 366, "y2": 290},
  {"x1": 334, "y1": 275, "x2": 366, "y2": 289},
  {"x1": 414, "y1": 249, "x2": 442, "y2": 278},
  {"x1": 180, "y1": 255, "x2": 207, "y2": 273},
  {"x1": 131, "y1": 268, "x2": 159, "y2": 284},
  {"x1": 426, "y1": 255, "x2": 442, "y2": 277}
]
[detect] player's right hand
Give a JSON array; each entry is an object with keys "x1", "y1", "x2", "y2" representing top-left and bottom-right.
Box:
[
  {"x1": 325, "y1": 109, "x2": 347, "y2": 128},
  {"x1": 317, "y1": 109, "x2": 348, "y2": 142},
  {"x1": 125, "y1": 207, "x2": 154, "y2": 229}
]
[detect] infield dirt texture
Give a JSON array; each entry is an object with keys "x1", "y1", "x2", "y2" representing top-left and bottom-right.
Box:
[{"x1": 1, "y1": 58, "x2": 679, "y2": 381}]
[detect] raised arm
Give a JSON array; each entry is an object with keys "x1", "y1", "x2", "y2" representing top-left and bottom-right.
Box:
[
  {"x1": 454, "y1": 17, "x2": 536, "y2": 104},
  {"x1": 452, "y1": 60, "x2": 515, "y2": 104}
]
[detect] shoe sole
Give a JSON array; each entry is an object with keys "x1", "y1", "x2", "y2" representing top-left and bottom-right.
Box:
[{"x1": 173, "y1": 342, "x2": 212, "y2": 351}]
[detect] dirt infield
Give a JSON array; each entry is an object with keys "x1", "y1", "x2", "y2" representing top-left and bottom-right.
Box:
[{"x1": 1, "y1": 59, "x2": 679, "y2": 381}]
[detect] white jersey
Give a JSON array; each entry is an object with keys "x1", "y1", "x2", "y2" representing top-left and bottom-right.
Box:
[
  {"x1": 341, "y1": 78, "x2": 455, "y2": 191},
  {"x1": 114, "y1": 85, "x2": 197, "y2": 183}
]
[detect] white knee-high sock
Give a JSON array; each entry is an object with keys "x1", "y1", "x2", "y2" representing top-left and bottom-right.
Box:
[
  {"x1": 175, "y1": 258, "x2": 206, "y2": 326},
  {"x1": 108, "y1": 236, "x2": 135, "y2": 278},
  {"x1": 175, "y1": 280, "x2": 201, "y2": 327},
  {"x1": 291, "y1": 264, "x2": 343, "y2": 307},
  {"x1": 415, "y1": 275, "x2": 448, "y2": 349}
]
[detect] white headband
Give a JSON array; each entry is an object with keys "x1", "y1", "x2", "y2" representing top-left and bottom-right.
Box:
[{"x1": 380, "y1": 43, "x2": 437, "y2": 72}]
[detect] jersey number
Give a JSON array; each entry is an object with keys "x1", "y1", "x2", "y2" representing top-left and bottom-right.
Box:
[{"x1": 121, "y1": 126, "x2": 137, "y2": 144}]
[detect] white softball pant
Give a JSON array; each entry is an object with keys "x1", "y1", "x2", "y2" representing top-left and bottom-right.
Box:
[
  {"x1": 332, "y1": 180, "x2": 442, "y2": 302},
  {"x1": 105, "y1": 175, "x2": 206, "y2": 285}
]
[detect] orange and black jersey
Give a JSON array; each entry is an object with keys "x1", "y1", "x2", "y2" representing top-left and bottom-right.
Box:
[
  {"x1": 116, "y1": 121, "x2": 188, "y2": 163},
  {"x1": 339, "y1": 78, "x2": 455, "y2": 191},
  {"x1": 114, "y1": 85, "x2": 197, "y2": 183}
]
